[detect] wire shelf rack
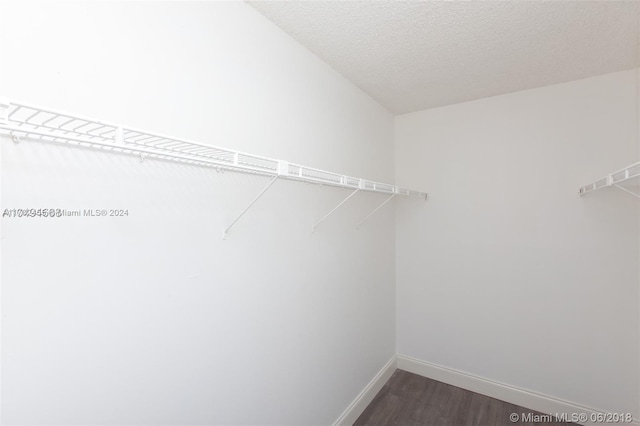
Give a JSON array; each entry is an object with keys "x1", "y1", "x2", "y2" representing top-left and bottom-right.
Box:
[
  {"x1": 0, "y1": 97, "x2": 428, "y2": 237},
  {"x1": 0, "y1": 98, "x2": 427, "y2": 198},
  {"x1": 579, "y1": 161, "x2": 640, "y2": 198}
]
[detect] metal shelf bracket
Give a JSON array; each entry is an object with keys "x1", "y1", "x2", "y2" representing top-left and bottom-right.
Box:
[
  {"x1": 613, "y1": 184, "x2": 640, "y2": 199},
  {"x1": 313, "y1": 188, "x2": 360, "y2": 232},
  {"x1": 222, "y1": 175, "x2": 279, "y2": 240},
  {"x1": 357, "y1": 193, "x2": 396, "y2": 229},
  {"x1": 115, "y1": 127, "x2": 124, "y2": 145}
]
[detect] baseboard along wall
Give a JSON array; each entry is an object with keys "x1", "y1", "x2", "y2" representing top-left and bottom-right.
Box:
[{"x1": 333, "y1": 354, "x2": 640, "y2": 426}]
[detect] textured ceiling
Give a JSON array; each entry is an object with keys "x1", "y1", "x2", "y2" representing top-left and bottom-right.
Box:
[{"x1": 248, "y1": 1, "x2": 639, "y2": 114}]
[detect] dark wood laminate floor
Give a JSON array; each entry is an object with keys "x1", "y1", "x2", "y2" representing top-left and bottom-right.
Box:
[{"x1": 354, "y1": 370, "x2": 571, "y2": 426}]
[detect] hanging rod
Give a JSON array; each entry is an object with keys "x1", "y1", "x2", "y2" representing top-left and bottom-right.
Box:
[
  {"x1": 0, "y1": 98, "x2": 428, "y2": 199},
  {"x1": 578, "y1": 161, "x2": 640, "y2": 199}
]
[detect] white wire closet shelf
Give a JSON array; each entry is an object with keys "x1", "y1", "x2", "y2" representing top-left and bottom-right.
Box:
[
  {"x1": 0, "y1": 97, "x2": 428, "y2": 237},
  {"x1": 578, "y1": 161, "x2": 640, "y2": 199}
]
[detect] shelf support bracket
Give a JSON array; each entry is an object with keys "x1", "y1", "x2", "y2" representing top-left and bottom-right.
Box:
[
  {"x1": 313, "y1": 189, "x2": 359, "y2": 232},
  {"x1": 357, "y1": 194, "x2": 396, "y2": 229},
  {"x1": 613, "y1": 184, "x2": 640, "y2": 199},
  {"x1": 115, "y1": 127, "x2": 124, "y2": 145},
  {"x1": 223, "y1": 175, "x2": 279, "y2": 239}
]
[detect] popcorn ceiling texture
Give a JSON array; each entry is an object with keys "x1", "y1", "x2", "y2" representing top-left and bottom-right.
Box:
[{"x1": 249, "y1": 1, "x2": 639, "y2": 114}]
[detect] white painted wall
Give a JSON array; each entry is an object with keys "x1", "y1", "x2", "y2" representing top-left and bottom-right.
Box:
[
  {"x1": 0, "y1": 2, "x2": 396, "y2": 425},
  {"x1": 395, "y1": 70, "x2": 640, "y2": 418}
]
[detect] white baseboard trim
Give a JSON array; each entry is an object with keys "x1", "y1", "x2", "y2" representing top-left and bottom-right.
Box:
[
  {"x1": 397, "y1": 355, "x2": 639, "y2": 426},
  {"x1": 333, "y1": 355, "x2": 397, "y2": 426}
]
